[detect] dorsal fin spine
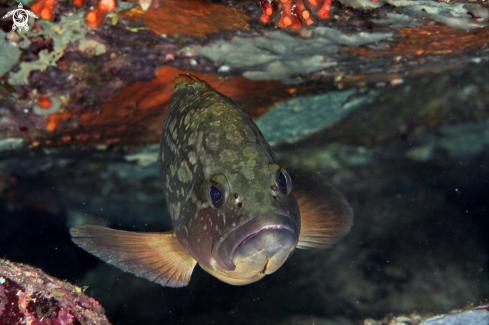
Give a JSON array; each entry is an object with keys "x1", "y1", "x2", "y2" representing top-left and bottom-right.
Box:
[{"x1": 172, "y1": 74, "x2": 210, "y2": 97}]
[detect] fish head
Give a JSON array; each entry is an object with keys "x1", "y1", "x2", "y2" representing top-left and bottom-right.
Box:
[
  {"x1": 211, "y1": 162, "x2": 300, "y2": 284},
  {"x1": 198, "y1": 162, "x2": 301, "y2": 285},
  {"x1": 171, "y1": 125, "x2": 300, "y2": 285}
]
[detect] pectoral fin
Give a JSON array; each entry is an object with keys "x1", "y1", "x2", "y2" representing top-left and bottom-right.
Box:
[
  {"x1": 70, "y1": 225, "x2": 197, "y2": 287},
  {"x1": 288, "y1": 168, "x2": 354, "y2": 249}
]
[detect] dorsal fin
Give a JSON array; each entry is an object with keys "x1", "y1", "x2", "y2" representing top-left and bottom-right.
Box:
[
  {"x1": 70, "y1": 225, "x2": 197, "y2": 287},
  {"x1": 172, "y1": 74, "x2": 210, "y2": 98},
  {"x1": 288, "y1": 168, "x2": 354, "y2": 249}
]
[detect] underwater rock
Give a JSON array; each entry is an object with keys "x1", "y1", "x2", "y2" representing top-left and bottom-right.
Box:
[
  {"x1": 363, "y1": 305, "x2": 489, "y2": 325},
  {"x1": 194, "y1": 27, "x2": 393, "y2": 83},
  {"x1": 420, "y1": 307, "x2": 489, "y2": 325},
  {"x1": 1, "y1": 0, "x2": 488, "y2": 147},
  {"x1": 0, "y1": 30, "x2": 21, "y2": 78},
  {"x1": 0, "y1": 258, "x2": 110, "y2": 325},
  {"x1": 256, "y1": 88, "x2": 378, "y2": 145}
]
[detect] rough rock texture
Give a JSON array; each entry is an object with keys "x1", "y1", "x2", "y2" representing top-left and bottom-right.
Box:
[
  {"x1": 1, "y1": 0, "x2": 489, "y2": 146},
  {"x1": 363, "y1": 305, "x2": 489, "y2": 325},
  {"x1": 0, "y1": 258, "x2": 110, "y2": 325}
]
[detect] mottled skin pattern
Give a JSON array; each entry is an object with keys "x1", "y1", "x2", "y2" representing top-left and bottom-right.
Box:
[{"x1": 159, "y1": 76, "x2": 300, "y2": 283}]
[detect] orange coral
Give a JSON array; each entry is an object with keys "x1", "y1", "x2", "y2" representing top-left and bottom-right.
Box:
[
  {"x1": 30, "y1": 0, "x2": 116, "y2": 27},
  {"x1": 118, "y1": 0, "x2": 249, "y2": 36},
  {"x1": 260, "y1": 0, "x2": 332, "y2": 29},
  {"x1": 46, "y1": 111, "x2": 73, "y2": 132},
  {"x1": 39, "y1": 94, "x2": 52, "y2": 109},
  {"x1": 346, "y1": 25, "x2": 489, "y2": 58},
  {"x1": 29, "y1": 0, "x2": 331, "y2": 30},
  {"x1": 30, "y1": 0, "x2": 57, "y2": 20},
  {"x1": 86, "y1": 0, "x2": 117, "y2": 28}
]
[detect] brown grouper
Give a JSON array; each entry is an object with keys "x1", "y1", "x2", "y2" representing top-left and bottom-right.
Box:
[{"x1": 70, "y1": 75, "x2": 353, "y2": 287}]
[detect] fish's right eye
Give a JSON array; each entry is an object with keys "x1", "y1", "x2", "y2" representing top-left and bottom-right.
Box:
[
  {"x1": 206, "y1": 174, "x2": 230, "y2": 210},
  {"x1": 210, "y1": 186, "x2": 222, "y2": 206},
  {"x1": 207, "y1": 185, "x2": 224, "y2": 209}
]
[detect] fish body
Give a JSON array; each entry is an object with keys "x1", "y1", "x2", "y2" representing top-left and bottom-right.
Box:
[{"x1": 70, "y1": 75, "x2": 353, "y2": 287}]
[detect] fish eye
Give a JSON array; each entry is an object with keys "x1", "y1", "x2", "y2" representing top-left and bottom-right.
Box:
[
  {"x1": 207, "y1": 185, "x2": 224, "y2": 209},
  {"x1": 210, "y1": 186, "x2": 222, "y2": 203},
  {"x1": 278, "y1": 172, "x2": 287, "y2": 189},
  {"x1": 206, "y1": 174, "x2": 230, "y2": 210},
  {"x1": 277, "y1": 169, "x2": 292, "y2": 195},
  {"x1": 268, "y1": 163, "x2": 292, "y2": 195}
]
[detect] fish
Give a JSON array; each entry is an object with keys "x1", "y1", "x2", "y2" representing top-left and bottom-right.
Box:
[{"x1": 70, "y1": 75, "x2": 353, "y2": 287}]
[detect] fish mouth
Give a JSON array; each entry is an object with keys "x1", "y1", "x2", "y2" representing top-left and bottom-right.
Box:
[{"x1": 212, "y1": 214, "x2": 299, "y2": 272}]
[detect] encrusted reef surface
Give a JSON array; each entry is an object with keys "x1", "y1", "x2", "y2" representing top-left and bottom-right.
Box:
[
  {"x1": 0, "y1": 258, "x2": 110, "y2": 325},
  {"x1": 1, "y1": 0, "x2": 488, "y2": 146},
  {"x1": 0, "y1": 0, "x2": 488, "y2": 324}
]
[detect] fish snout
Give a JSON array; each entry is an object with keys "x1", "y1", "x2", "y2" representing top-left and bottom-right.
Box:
[
  {"x1": 233, "y1": 228, "x2": 297, "y2": 276},
  {"x1": 213, "y1": 214, "x2": 299, "y2": 278}
]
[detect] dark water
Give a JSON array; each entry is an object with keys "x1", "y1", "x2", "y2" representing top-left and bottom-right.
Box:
[{"x1": 1, "y1": 63, "x2": 489, "y2": 325}]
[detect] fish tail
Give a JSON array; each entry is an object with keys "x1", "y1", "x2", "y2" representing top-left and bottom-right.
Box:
[{"x1": 172, "y1": 74, "x2": 209, "y2": 97}]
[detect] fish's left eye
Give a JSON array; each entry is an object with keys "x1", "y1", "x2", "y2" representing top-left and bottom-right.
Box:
[
  {"x1": 277, "y1": 169, "x2": 292, "y2": 195},
  {"x1": 268, "y1": 163, "x2": 292, "y2": 195},
  {"x1": 278, "y1": 172, "x2": 287, "y2": 189}
]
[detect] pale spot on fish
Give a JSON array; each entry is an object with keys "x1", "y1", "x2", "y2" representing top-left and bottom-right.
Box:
[
  {"x1": 178, "y1": 161, "x2": 193, "y2": 183},
  {"x1": 238, "y1": 161, "x2": 255, "y2": 179},
  {"x1": 219, "y1": 149, "x2": 234, "y2": 162},
  {"x1": 244, "y1": 146, "x2": 258, "y2": 159},
  {"x1": 226, "y1": 132, "x2": 243, "y2": 145},
  {"x1": 206, "y1": 133, "x2": 220, "y2": 151},
  {"x1": 170, "y1": 163, "x2": 178, "y2": 177},
  {"x1": 245, "y1": 126, "x2": 257, "y2": 142},
  {"x1": 188, "y1": 151, "x2": 197, "y2": 165},
  {"x1": 174, "y1": 202, "x2": 181, "y2": 219},
  {"x1": 210, "y1": 258, "x2": 217, "y2": 271},
  {"x1": 188, "y1": 131, "x2": 201, "y2": 146},
  {"x1": 170, "y1": 120, "x2": 177, "y2": 140},
  {"x1": 184, "y1": 111, "x2": 192, "y2": 126},
  {"x1": 223, "y1": 124, "x2": 236, "y2": 132},
  {"x1": 224, "y1": 124, "x2": 243, "y2": 144},
  {"x1": 203, "y1": 224, "x2": 207, "y2": 231},
  {"x1": 213, "y1": 108, "x2": 224, "y2": 116}
]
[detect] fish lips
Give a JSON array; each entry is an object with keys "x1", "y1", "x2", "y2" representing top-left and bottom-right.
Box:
[{"x1": 212, "y1": 214, "x2": 299, "y2": 272}]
